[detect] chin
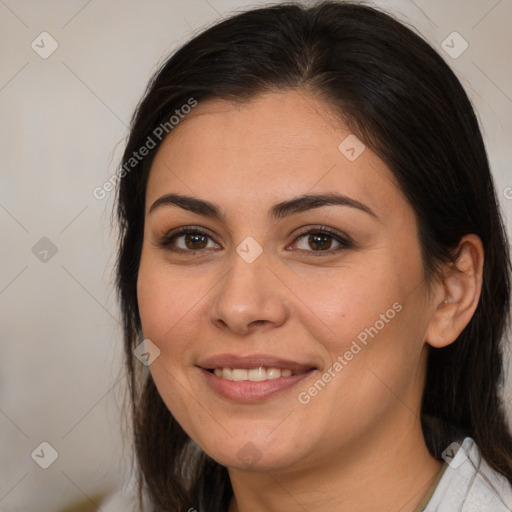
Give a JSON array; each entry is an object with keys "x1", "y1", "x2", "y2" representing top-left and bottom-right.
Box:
[{"x1": 197, "y1": 434, "x2": 310, "y2": 472}]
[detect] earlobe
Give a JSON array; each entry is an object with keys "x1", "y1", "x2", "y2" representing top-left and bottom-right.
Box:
[{"x1": 425, "y1": 234, "x2": 484, "y2": 349}]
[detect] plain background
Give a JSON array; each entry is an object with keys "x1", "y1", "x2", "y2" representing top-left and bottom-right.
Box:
[{"x1": 1, "y1": 0, "x2": 511, "y2": 510}]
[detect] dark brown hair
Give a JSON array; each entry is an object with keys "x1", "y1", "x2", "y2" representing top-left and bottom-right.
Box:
[{"x1": 115, "y1": 2, "x2": 512, "y2": 510}]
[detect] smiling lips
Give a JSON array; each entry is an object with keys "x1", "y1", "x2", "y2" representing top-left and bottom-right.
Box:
[{"x1": 197, "y1": 354, "x2": 316, "y2": 402}]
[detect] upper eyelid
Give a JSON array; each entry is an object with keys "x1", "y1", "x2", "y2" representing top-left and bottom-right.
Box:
[
  {"x1": 156, "y1": 226, "x2": 219, "y2": 247},
  {"x1": 294, "y1": 225, "x2": 351, "y2": 240}
]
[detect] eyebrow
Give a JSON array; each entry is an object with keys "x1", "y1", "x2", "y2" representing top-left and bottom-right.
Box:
[{"x1": 149, "y1": 192, "x2": 377, "y2": 220}]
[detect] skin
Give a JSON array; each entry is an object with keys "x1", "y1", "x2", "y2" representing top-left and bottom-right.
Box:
[{"x1": 136, "y1": 90, "x2": 484, "y2": 512}]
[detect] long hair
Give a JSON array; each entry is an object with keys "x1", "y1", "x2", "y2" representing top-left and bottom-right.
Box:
[{"x1": 115, "y1": 2, "x2": 512, "y2": 510}]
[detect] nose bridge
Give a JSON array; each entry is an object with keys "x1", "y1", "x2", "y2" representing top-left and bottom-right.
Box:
[{"x1": 210, "y1": 241, "x2": 288, "y2": 333}]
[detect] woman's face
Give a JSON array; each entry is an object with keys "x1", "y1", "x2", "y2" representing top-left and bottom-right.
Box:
[{"x1": 137, "y1": 90, "x2": 435, "y2": 472}]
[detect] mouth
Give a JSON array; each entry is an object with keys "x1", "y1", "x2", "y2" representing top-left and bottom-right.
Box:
[{"x1": 197, "y1": 354, "x2": 317, "y2": 403}]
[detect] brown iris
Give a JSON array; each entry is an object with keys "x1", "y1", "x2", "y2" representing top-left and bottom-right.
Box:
[
  {"x1": 184, "y1": 233, "x2": 208, "y2": 250},
  {"x1": 308, "y1": 233, "x2": 332, "y2": 251}
]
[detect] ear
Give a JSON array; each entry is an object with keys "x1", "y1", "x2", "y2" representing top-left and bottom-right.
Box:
[{"x1": 425, "y1": 234, "x2": 484, "y2": 349}]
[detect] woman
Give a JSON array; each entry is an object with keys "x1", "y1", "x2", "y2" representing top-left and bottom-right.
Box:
[{"x1": 115, "y1": 1, "x2": 512, "y2": 510}]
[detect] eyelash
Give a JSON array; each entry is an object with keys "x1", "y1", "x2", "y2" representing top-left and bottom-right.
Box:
[{"x1": 156, "y1": 225, "x2": 353, "y2": 256}]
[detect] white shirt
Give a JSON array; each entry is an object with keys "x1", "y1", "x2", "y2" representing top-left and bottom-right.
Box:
[{"x1": 425, "y1": 437, "x2": 512, "y2": 511}]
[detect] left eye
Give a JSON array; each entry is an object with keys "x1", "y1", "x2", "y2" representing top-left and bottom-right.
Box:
[{"x1": 291, "y1": 228, "x2": 351, "y2": 254}]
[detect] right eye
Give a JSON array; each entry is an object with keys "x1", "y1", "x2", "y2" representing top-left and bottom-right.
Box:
[{"x1": 157, "y1": 227, "x2": 221, "y2": 255}]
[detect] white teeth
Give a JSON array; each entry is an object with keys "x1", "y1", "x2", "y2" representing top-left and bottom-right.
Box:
[
  {"x1": 248, "y1": 367, "x2": 267, "y2": 381},
  {"x1": 266, "y1": 368, "x2": 281, "y2": 380},
  {"x1": 231, "y1": 369, "x2": 248, "y2": 381},
  {"x1": 212, "y1": 367, "x2": 299, "y2": 381}
]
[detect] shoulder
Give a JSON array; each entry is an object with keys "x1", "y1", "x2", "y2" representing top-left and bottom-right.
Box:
[{"x1": 425, "y1": 437, "x2": 512, "y2": 511}]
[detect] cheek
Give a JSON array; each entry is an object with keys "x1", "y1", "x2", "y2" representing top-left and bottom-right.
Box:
[
  {"x1": 136, "y1": 254, "x2": 196, "y2": 358},
  {"x1": 136, "y1": 256, "x2": 205, "y2": 429},
  {"x1": 137, "y1": 261, "x2": 169, "y2": 340},
  {"x1": 287, "y1": 252, "x2": 426, "y2": 405},
  {"x1": 286, "y1": 260, "x2": 405, "y2": 357}
]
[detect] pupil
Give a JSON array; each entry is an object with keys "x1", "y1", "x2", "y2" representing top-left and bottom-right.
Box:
[
  {"x1": 310, "y1": 234, "x2": 331, "y2": 251},
  {"x1": 186, "y1": 233, "x2": 207, "y2": 250}
]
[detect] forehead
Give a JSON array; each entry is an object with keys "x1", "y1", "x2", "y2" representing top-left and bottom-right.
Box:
[{"x1": 145, "y1": 90, "x2": 402, "y2": 219}]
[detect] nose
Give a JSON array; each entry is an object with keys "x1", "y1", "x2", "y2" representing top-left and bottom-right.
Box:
[{"x1": 209, "y1": 247, "x2": 290, "y2": 336}]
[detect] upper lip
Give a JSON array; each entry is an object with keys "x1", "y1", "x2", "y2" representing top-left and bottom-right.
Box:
[{"x1": 197, "y1": 354, "x2": 316, "y2": 373}]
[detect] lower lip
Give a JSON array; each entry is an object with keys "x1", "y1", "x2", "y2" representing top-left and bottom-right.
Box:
[{"x1": 199, "y1": 367, "x2": 315, "y2": 403}]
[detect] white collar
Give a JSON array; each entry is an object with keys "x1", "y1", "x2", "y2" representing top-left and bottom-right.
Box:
[{"x1": 425, "y1": 437, "x2": 512, "y2": 511}]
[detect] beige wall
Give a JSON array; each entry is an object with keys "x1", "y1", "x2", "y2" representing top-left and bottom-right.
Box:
[{"x1": 1, "y1": 0, "x2": 511, "y2": 510}]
